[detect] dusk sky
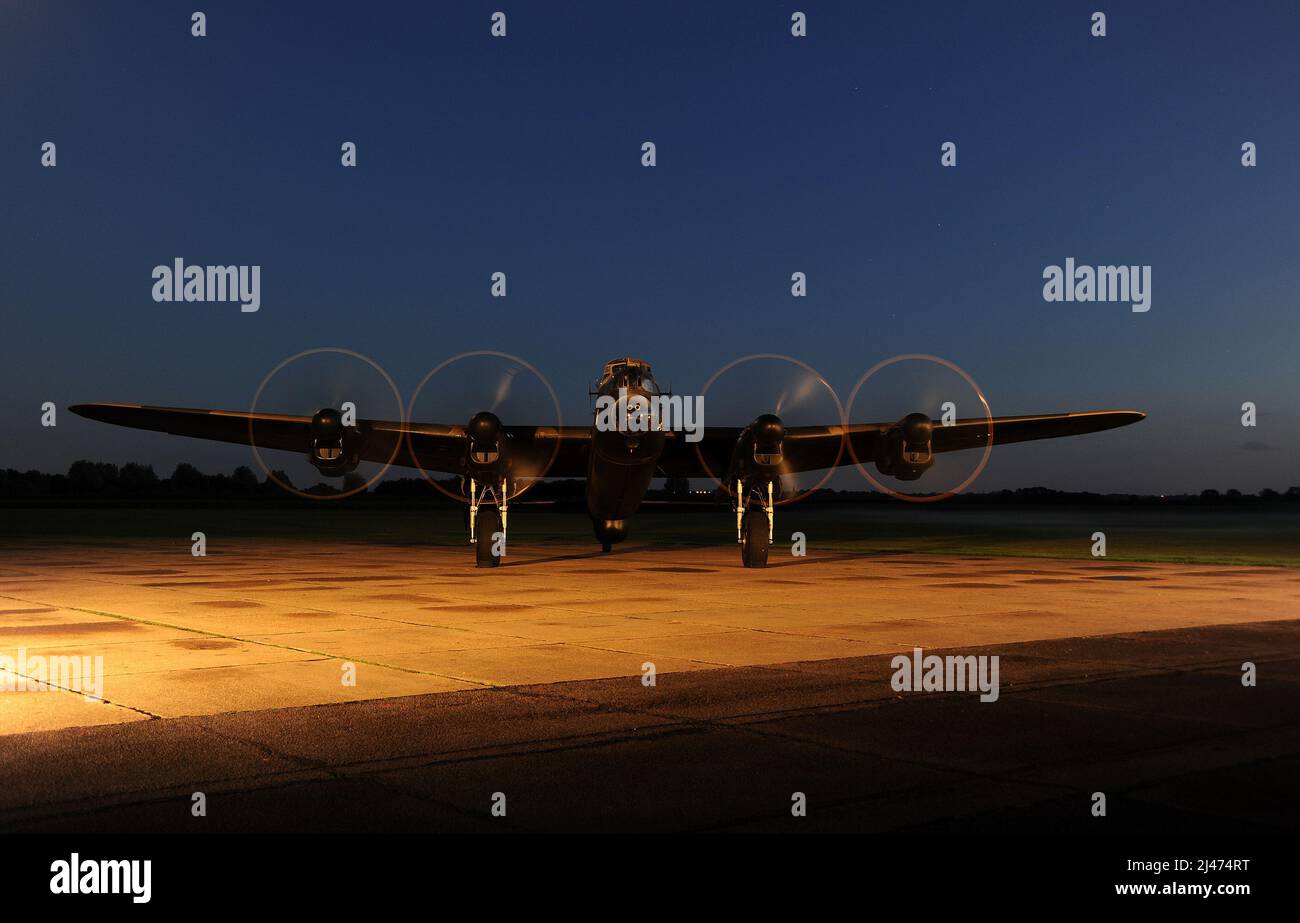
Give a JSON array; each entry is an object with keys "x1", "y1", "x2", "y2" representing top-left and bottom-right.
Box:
[{"x1": 3, "y1": 0, "x2": 1298, "y2": 494}]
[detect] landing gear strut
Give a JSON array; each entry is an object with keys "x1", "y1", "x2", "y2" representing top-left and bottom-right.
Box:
[
  {"x1": 468, "y1": 478, "x2": 509, "y2": 568},
  {"x1": 734, "y1": 479, "x2": 774, "y2": 568}
]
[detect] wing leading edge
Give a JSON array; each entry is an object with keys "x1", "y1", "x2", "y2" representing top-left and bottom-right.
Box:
[
  {"x1": 68, "y1": 403, "x2": 592, "y2": 478},
  {"x1": 70, "y1": 403, "x2": 1143, "y2": 482},
  {"x1": 661, "y1": 410, "x2": 1145, "y2": 477}
]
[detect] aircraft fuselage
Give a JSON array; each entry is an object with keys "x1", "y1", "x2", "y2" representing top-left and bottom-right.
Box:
[{"x1": 585, "y1": 357, "x2": 665, "y2": 547}]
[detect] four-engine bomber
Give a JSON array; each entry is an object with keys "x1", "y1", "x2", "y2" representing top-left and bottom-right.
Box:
[{"x1": 71, "y1": 356, "x2": 1144, "y2": 569}]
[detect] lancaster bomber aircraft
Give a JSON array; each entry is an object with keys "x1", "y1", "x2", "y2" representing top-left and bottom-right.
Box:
[{"x1": 71, "y1": 357, "x2": 1144, "y2": 568}]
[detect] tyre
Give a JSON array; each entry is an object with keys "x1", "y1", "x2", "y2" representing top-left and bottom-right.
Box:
[
  {"x1": 476, "y1": 508, "x2": 502, "y2": 568},
  {"x1": 740, "y1": 509, "x2": 769, "y2": 568}
]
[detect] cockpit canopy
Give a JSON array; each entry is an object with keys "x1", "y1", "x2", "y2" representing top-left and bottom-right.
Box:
[{"x1": 599, "y1": 357, "x2": 658, "y2": 394}]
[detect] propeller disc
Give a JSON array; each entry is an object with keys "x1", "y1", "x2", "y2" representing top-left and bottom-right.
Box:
[
  {"x1": 405, "y1": 350, "x2": 562, "y2": 503},
  {"x1": 844, "y1": 353, "x2": 994, "y2": 502},
  {"x1": 693, "y1": 353, "x2": 846, "y2": 506},
  {"x1": 248, "y1": 347, "x2": 404, "y2": 501}
]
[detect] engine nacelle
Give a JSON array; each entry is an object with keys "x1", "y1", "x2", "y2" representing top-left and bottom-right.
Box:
[
  {"x1": 749, "y1": 413, "x2": 785, "y2": 467},
  {"x1": 875, "y1": 412, "x2": 934, "y2": 481},
  {"x1": 465, "y1": 411, "x2": 505, "y2": 473},
  {"x1": 308, "y1": 408, "x2": 362, "y2": 477},
  {"x1": 725, "y1": 413, "x2": 786, "y2": 487}
]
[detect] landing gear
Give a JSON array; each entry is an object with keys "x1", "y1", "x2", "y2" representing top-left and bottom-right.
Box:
[
  {"x1": 734, "y1": 479, "x2": 775, "y2": 568},
  {"x1": 476, "y1": 508, "x2": 501, "y2": 567},
  {"x1": 741, "y1": 509, "x2": 769, "y2": 568},
  {"x1": 468, "y1": 477, "x2": 509, "y2": 568},
  {"x1": 592, "y1": 518, "x2": 627, "y2": 553}
]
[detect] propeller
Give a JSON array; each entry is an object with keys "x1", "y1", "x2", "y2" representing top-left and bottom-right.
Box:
[
  {"x1": 845, "y1": 353, "x2": 994, "y2": 501},
  {"x1": 249, "y1": 347, "x2": 403, "y2": 500},
  {"x1": 695, "y1": 354, "x2": 845, "y2": 505},
  {"x1": 773, "y1": 372, "x2": 821, "y2": 417},
  {"x1": 405, "y1": 350, "x2": 562, "y2": 503},
  {"x1": 490, "y1": 366, "x2": 521, "y2": 412}
]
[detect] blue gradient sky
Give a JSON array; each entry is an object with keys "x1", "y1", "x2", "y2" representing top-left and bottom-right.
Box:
[{"x1": 2, "y1": 0, "x2": 1297, "y2": 493}]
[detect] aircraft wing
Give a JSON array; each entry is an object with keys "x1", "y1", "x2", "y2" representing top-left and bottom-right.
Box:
[
  {"x1": 71, "y1": 403, "x2": 1143, "y2": 483},
  {"x1": 68, "y1": 403, "x2": 593, "y2": 478},
  {"x1": 660, "y1": 410, "x2": 1146, "y2": 478}
]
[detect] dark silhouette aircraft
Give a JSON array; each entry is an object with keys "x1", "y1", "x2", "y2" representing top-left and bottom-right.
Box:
[{"x1": 71, "y1": 357, "x2": 1144, "y2": 568}]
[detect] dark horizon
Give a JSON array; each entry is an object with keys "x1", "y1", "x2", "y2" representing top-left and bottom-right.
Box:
[{"x1": 5, "y1": 457, "x2": 1298, "y2": 506}]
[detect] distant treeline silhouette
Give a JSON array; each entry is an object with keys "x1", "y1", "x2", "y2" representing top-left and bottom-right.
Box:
[
  {"x1": 1, "y1": 461, "x2": 421, "y2": 503},
  {"x1": 2, "y1": 461, "x2": 1298, "y2": 508}
]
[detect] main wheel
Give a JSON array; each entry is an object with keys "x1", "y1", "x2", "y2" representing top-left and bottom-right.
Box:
[
  {"x1": 740, "y1": 509, "x2": 770, "y2": 568},
  {"x1": 476, "y1": 508, "x2": 502, "y2": 568}
]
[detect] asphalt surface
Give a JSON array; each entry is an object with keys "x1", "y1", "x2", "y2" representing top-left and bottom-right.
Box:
[
  {"x1": 1, "y1": 619, "x2": 1297, "y2": 833},
  {"x1": 1, "y1": 541, "x2": 1297, "y2": 832}
]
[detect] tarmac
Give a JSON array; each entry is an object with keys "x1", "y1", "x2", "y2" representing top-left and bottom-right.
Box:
[{"x1": 1, "y1": 539, "x2": 1297, "y2": 832}]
